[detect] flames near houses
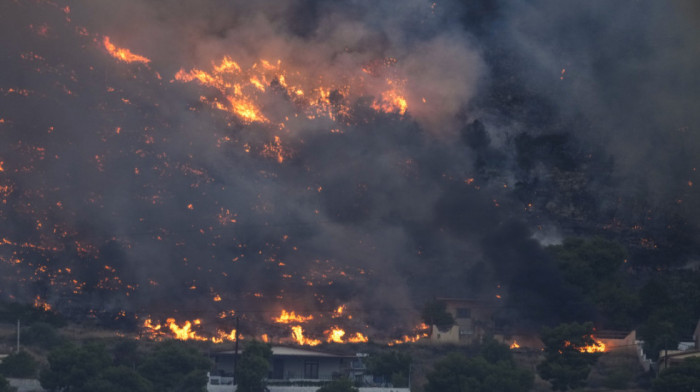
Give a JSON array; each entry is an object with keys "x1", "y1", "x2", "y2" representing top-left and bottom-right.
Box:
[{"x1": 0, "y1": 0, "x2": 699, "y2": 349}]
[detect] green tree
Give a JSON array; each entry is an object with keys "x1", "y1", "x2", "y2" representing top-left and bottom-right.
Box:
[
  {"x1": 537, "y1": 322, "x2": 602, "y2": 391},
  {"x1": 236, "y1": 340, "x2": 272, "y2": 392},
  {"x1": 364, "y1": 351, "x2": 411, "y2": 387},
  {"x1": 0, "y1": 351, "x2": 38, "y2": 378},
  {"x1": 548, "y1": 237, "x2": 636, "y2": 329},
  {"x1": 82, "y1": 366, "x2": 153, "y2": 392},
  {"x1": 138, "y1": 340, "x2": 211, "y2": 392},
  {"x1": 653, "y1": 357, "x2": 700, "y2": 392},
  {"x1": 317, "y1": 377, "x2": 358, "y2": 392},
  {"x1": 112, "y1": 339, "x2": 142, "y2": 369},
  {"x1": 40, "y1": 343, "x2": 112, "y2": 392},
  {"x1": 0, "y1": 375, "x2": 14, "y2": 392},
  {"x1": 638, "y1": 272, "x2": 700, "y2": 359},
  {"x1": 480, "y1": 338, "x2": 514, "y2": 365},
  {"x1": 421, "y1": 300, "x2": 455, "y2": 332},
  {"x1": 425, "y1": 352, "x2": 533, "y2": 392}
]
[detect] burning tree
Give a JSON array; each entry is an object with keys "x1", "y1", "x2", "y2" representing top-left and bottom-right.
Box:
[{"x1": 537, "y1": 322, "x2": 603, "y2": 391}]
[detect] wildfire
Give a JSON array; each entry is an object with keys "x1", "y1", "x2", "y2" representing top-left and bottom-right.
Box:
[
  {"x1": 273, "y1": 310, "x2": 314, "y2": 324},
  {"x1": 261, "y1": 136, "x2": 291, "y2": 164},
  {"x1": 510, "y1": 340, "x2": 520, "y2": 349},
  {"x1": 33, "y1": 295, "x2": 52, "y2": 311},
  {"x1": 291, "y1": 325, "x2": 321, "y2": 346},
  {"x1": 563, "y1": 335, "x2": 606, "y2": 353},
  {"x1": 371, "y1": 89, "x2": 408, "y2": 115},
  {"x1": 387, "y1": 323, "x2": 430, "y2": 346},
  {"x1": 102, "y1": 37, "x2": 150, "y2": 64},
  {"x1": 141, "y1": 318, "x2": 240, "y2": 343},
  {"x1": 174, "y1": 55, "x2": 408, "y2": 125}
]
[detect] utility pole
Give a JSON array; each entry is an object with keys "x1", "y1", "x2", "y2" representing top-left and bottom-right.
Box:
[
  {"x1": 16, "y1": 319, "x2": 20, "y2": 353},
  {"x1": 233, "y1": 316, "x2": 240, "y2": 385}
]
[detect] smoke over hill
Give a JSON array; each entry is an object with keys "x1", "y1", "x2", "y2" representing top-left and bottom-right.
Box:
[{"x1": 0, "y1": 0, "x2": 698, "y2": 343}]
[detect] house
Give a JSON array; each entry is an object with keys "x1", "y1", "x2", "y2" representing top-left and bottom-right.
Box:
[
  {"x1": 656, "y1": 319, "x2": 700, "y2": 373},
  {"x1": 211, "y1": 346, "x2": 356, "y2": 382},
  {"x1": 429, "y1": 298, "x2": 497, "y2": 345},
  {"x1": 208, "y1": 346, "x2": 409, "y2": 392}
]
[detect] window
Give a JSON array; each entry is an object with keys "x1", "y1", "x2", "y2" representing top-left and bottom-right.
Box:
[
  {"x1": 456, "y1": 307, "x2": 471, "y2": 319},
  {"x1": 304, "y1": 360, "x2": 319, "y2": 379}
]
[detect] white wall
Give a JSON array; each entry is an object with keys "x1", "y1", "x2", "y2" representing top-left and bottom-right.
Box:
[{"x1": 207, "y1": 387, "x2": 410, "y2": 392}]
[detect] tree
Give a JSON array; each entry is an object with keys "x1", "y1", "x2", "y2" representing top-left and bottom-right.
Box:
[
  {"x1": 421, "y1": 300, "x2": 455, "y2": 332},
  {"x1": 112, "y1": 339, "x2": 142, "y2": 369},
  {"x1": 653, "y1": 357, "x2": 700, "y2": 392},
  {"x1": 0, "y1": 351, "x2": 38, "y2": 378},
  {"x1": 479, "y1": 338, "x2": 514, "y2": 365},
  {"x1": 537, "y1": 322, "x2": 602, "y2": 391},
  {"x1": 236, "y1": 340, "x2": 272, "y2": 392},
  {"x1": 364, "y1": 351, "x2": 411, "y2": 387},
  {"x1": 82, "y1": 366, "x2": 153, "y2": 392},
  {"x1": 547, "y1": 237, "x2": 637, "y2": 329},
  {"x1": 40, "y1": 343, "x2": 112, "y2": 392},
  {"x1": 425, "y1": 352, "x2": 533, "y2": 392},
  {"x1": 138, "y1": 340, "x2": 211, "y2": 392},
  {"x1": 317, "y1": 377, "x2": 358, "y2": 392},
  {"x1": 0, "y1": 375, "x2": 14, "y2": 392}
]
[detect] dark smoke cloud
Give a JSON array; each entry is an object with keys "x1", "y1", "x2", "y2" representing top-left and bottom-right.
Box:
[{"x1": 0, "y1": 0, "x2": 697, "y2": 337}]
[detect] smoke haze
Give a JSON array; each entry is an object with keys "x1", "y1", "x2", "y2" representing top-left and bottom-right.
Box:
[{"x1": 0, "y1": 0, "x2": 698, "y2": 338}]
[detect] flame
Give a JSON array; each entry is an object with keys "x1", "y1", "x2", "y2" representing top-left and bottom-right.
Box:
[
  {"x1": 326, "y1": 327, "x2": 345, "y2": 343},
  {"x1": 347, "y1": 332, "x2": 369, "y2": 343},
  {"x1": 103, "y1": 37, "x2": 150, "y2": 64},
  {"x1": 273, "y1": 310, "x2": 314, "y2": 324},
  {"x1": 261, "y1": 136, "x2": 291, "y2": 164},
  {"x1": 563, "y1": 335, "x2": 606, "y2": 353},
  {"x1": 291, "y1": 325, "x2": 321, "y2": 346},
  {"x1": 371, "y1": 89, "x2": 408, "y2": 115},
  {"x1": 166, "y1": 318, "x2": 208, "y2": 341},
  {"x1": 510, "y1": 340, "x2": 520, "y2": 349},
  {"x1": 211, "y1": 329, "x2": 237, "y2": 344},
  {"x1": 141, "y1": 318, "x2": 241, "y2": 343},
  {"x1": 174, "y1": 55, "x2": 408, "y2": 125},
  {"x1": 387, "y1": 323, "x2": 430, "y2": 346},
  {"x1": 33, "y1": 295, "x2": 51, "y2": 311}
]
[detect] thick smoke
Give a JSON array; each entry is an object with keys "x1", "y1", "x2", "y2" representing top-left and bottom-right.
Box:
[{"x1": 0, "y1": 0, "x2": 698, "y2": 338}]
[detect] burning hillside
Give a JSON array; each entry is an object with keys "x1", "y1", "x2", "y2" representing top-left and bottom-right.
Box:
[{"x1": 1, "y1": 0, "x2": 700, "y2": 344}]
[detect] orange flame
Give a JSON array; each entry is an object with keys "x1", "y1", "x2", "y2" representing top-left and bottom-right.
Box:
[
  {"x1": 510, "y1": 340, "x2": 520, "y2": 349},
  {"x1": 273, "y1": 310, "x2": 314, "y2": 324},
  {"x1": 387, "y1": 323, "x2": 430, "y2": 346},
  {"x1": 103, "y1": 37, "x2": 150, "y2": 64},
  {"x1": 174, "y1": 55, "x2": 409, "y2": 125},
  {"x1": 563, "y1": 335, "x2": 606, "y2": 353},
  {"x1": 326, "y1": 327, "x2": 346, "y2": 343},
  {"x1": 33, "y1": 295, "x2": 51, "y2": 311},
  {"x1": 291, "y1": 325, "x2": 321, "y2": 346},
  {"x1": 371, "y1": 90, "x2": 408, "y2": 115}
]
